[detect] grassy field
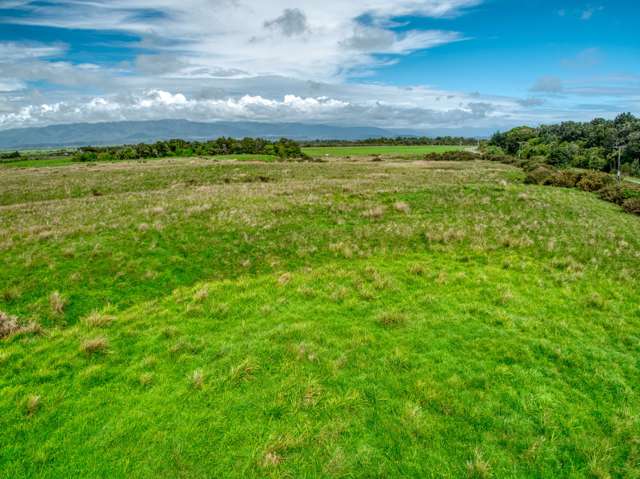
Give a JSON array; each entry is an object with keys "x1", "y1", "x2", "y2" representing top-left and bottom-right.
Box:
[
  {"x1": 0, "y1": 154, "x2": 278, "y2": 169},
  {"x1": 1, "y1": 156, "x2": 640, "y2": 478},
  {"x1": 302, "y1": 144, "x2": 469, "y2": 158}
]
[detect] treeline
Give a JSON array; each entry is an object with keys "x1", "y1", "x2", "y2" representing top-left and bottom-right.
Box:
[
  {"x1": 0, "y1": 151, "x2": 21, "y2": 160},
  {"x1": 73, "y1": 137, "x2": 305, "y2": 162},
  {"x1": 300, "y1": 136, "x2": 478, "y2": 147},
  {"x1": 488, "y1": 113, "x2": 640, "y2": 175}
]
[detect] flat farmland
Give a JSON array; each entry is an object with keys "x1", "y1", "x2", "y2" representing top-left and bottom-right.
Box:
[{"x1": 302, "y1": 144, "x2": 470, "y2": 158}]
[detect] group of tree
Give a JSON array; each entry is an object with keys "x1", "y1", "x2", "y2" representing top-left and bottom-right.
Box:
[
  {"x1": 488, "y1": 113, "x2": 640, "y2": 176},
  {"x1": 0, "y1": 151, "x2": 21, "y2": 160},
  {"x1": 300, "y1": 136, "x2": 478, "y2": 147},
  {"x1": 73, "y1": 137, "x2": 305, "y2": 162}
]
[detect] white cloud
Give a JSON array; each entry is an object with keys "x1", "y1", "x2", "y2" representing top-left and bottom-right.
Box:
[
  {"x1": 5, "y1": 1, "x2": 475, "y2": 79},
  {"x1": 0, "y1": 42, "x2": 67, "y2": 61}
]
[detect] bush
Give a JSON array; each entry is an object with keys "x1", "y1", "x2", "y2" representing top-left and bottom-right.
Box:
[
  {"x1": 548, "y1": 170, "x2": 580, "y2": 188},
  {"x1": 622, "y1": 198, "x2": 640, "y2": 215},
  {"x1": 598, "y1": 185, "x2": 628, "y2": 205},
  {"x1": 424, "y1": 151, "x2": 478, "y2": 162},
  {"x1": 72, "y1": 151, "x2": 98, "y2": 162},
  {"x1": 524, "y1": 166, "x2": 555, "y2": 185},
  {"x1": 0, "y1": 151, "x2": 20, "y2": 160},
  {"x1": 576, "y1": 171, "x2": 614, "y2": 192}
]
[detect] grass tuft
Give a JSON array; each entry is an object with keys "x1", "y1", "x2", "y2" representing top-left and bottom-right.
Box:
[
  {"x1": 190, "y1": 369, "x2": 204, "y2": 389},
  {"x1": 49, "y1": 291, "x2": 66, "y2": 315},
  {"x1": 83, "y1": 311, "x2": 115, "y2": 328},
  {"x1": 0, "y1": 311, "x2": 41, "y2": 339},
  {"x1": 80, "y1": 337, "x2": 109, "y2": 355},
  {"x1": 466, "y1": 449, "x2": 491, "y2": 478},
  {"x1": 376, "y1": 311, "x2": 408, "y2": 327}
]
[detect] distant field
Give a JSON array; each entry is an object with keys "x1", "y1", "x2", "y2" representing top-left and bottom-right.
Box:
[
  {"x1": 302, "y1": 144, "x2": 470, "y2": 157},
  {"x1": 2, "y1": 157, "x2": 640, "y2": 477},
  {"x1": 0, "y1": 154, "x2": 277, "y2": 169}
]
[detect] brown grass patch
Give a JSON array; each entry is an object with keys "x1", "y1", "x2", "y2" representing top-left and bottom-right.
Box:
[
  {"x1": 362, "y1": 205, "x2": 386, "y2": 219},
  {"x1": 394, "y1": 201, "x2": 411, "y2": 214},
  {"x1": 190, "y1": 369, "x2": 204, "y2": 389},
  {"x1": 261, "y1": 451, "x2": 283, "y2": 468},
  {"x1": 0, "y1": 311, "x2": 41, "y2": 339},
  {"x1": 80, "y1": 337, "x2": 109, "y2": 355},
  {"x1": 377, "y1": 311, "x2": 407, "y2": 327},
  {"x1": 83, "y1": 310, "x2": 115, "y2": 328}
]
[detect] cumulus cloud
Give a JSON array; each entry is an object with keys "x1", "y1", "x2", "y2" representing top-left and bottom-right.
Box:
[{"x1": 0, "y1": 87, "x2": 513, "y2": 130}]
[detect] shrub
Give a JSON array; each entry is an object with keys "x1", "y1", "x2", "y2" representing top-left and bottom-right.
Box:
[
  {"x1": 576, "y1": 171, "x2": 614, "y2": 192},
  {"x1": 72, "y1": 151, "x2": 98, "y2": 162},
  {"x1": 424, "y1": 151, "x2": 478, "y2": 162},
  {"x1": 524, "y1": 166, "x2": 555, "y2": 185},
  {"x1": 598, "y1": 185, "x2": 627, "y2": 205},
  {"x1": 548, "y1": 170, "x2": 580, "y2": 188},
  {"x1": 622, "y1": 198, "x2": 640, "y2": 215}
]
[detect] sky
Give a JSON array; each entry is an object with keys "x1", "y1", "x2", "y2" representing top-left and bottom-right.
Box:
[{"x1": 0, "y1": 0, "x2": 638, "y2": 132}]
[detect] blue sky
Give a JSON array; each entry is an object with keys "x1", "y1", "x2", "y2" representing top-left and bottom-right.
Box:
[{"x1": 0, "y1": 0, "x2": 638, "y2": 132}]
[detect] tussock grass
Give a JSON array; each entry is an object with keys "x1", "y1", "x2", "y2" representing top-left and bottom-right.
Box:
[{"x1": 80, "y1": 337, "x2": 109, "y2": 355}]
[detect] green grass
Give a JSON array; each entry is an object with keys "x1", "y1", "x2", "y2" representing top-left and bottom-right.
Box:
[
  {"x1": 0, "y1": 156, "x2": 73, "y2": 168},
  {"x1": 1, "y1": 156, "x2": 640, "y2": 478},
  {"x1": 302, "y1": 145, "x2": 469, "y2": 158}
]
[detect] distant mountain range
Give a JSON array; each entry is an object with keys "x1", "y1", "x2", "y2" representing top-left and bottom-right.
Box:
[{"x1": 0, "y1": 120, "x2": 491, "y2": 150}]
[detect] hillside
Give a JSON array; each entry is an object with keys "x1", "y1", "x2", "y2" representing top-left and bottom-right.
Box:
[{"x1": 1, "y1": 153, "x2": 640, "y2": 477}]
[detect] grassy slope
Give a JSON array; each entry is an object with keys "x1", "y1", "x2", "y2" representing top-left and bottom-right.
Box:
[
  {"x1": 302, "y1": 145, "x2": 468, "y2": 157},
  {"x1": 1, "y1": 157, "x2": 640, "y2": 478}
]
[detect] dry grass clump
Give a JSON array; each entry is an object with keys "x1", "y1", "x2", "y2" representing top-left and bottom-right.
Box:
[
  {"x1": 0, "y1": 311, "x2": 41, "y2": 339},
  {"x1": 362, "y1": 205, "x2": 386, "y2": 219},
  {"x1": 261, "y1": 451, "x2": 283, "y2": 468},
  {"x1": 466, "y1": 449, "x2": 491, "y2": 478},
  {"x1": 277, "y1": 272, "x2": 292, "y2": 286},
  {"x1": 193, "y1": 286, "x2": 209, "y2": 302},
  {"x1": 190, "y1": 369, "x2": 204, "y2": 389},
  {"x1": 49, "y1": 291, "x2": 66, "y2": 315},
  {"x1": 377, "y1": 311, "x2": 408, "y2": 327},
  {"x1": 80, "y1": 337, "x2": 109, "y2": 355},
  {"x1": 394, "y1": 201, "x2": 411, "y2": 214},
  {"x1": 83, "y1": 310, "x2": 115, "y2": 328}
]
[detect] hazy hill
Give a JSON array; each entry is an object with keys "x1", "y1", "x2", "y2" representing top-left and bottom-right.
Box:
[
  {"x1": 0, "y1": 120, "x2": 394, "y2": 149},
  {"x1": 0, "y1": 120, "x2": 494, "y2": 149}
]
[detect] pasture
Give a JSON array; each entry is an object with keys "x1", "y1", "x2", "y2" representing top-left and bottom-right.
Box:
[
  {"x1": 1, "y1": 155, "x2": 640, "y2": 478},
  {"x1": 302, "y1": 144, "x2": 470, "y2": 158}
]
